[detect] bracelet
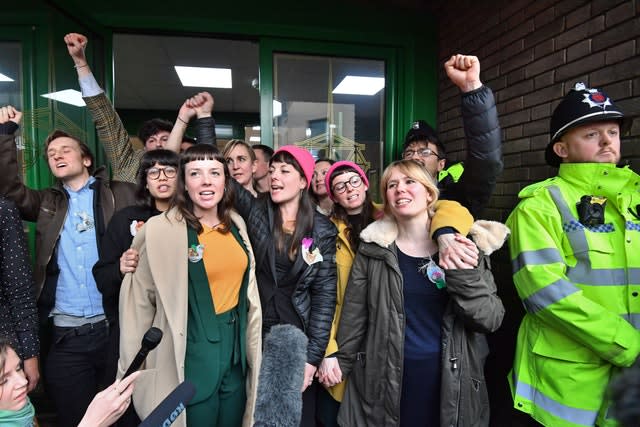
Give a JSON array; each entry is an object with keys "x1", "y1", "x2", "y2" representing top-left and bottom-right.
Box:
[
  {"x1": 177, "y1": 116, "x2": 189, "y2": 125},
  {"x1": 74, "y1": 63, "x2": 88, "y2": 69}
]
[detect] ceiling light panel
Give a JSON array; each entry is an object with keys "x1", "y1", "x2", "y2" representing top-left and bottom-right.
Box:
[
  {"x1": 332, "y1": 76, "x2": 385, "y2": 96},
  {"x1": 0, "y1": 73, "x2": 14, "y2": 82},
  {"x1": 174, "y1": 66, "x2": 232, "y2": 88},
  {"x1": 41, "y1": 89, "x2": 86, "y2": 107}
]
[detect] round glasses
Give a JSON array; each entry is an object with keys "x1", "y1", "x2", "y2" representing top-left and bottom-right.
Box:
[
  {"x1": 147, "y1": 166, "x2": 177, "y2": 180},
  {"x1": 332, "y1": 175, "x2": 363, "y2": 194},
  {"x1": 402, "y1": 148, "x2": 441, "y2": 160}
]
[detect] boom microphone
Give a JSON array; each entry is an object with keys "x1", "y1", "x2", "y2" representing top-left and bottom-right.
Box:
[
  {"x1": 253, "y1": 324, "x2": 308, "y2": 427},
  {"x1": 124, "y1": 327, "x2": 163, "y2": 378},
  {"x1": 138, "y1": 380, "x2": 196, "y2": 427}
]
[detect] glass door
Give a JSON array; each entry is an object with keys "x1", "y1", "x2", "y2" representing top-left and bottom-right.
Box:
[{"x1": 260, "y1": 39, "x2": 398, "y2": 199}]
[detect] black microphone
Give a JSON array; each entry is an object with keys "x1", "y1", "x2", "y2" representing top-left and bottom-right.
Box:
[
  {"x1": 124, "y1": 327, "x2": 163, "y2": 378},
  {"x1": 253, "y1": 324, "x2": 308, "y2": 427},
  {"x1": 138, "y1": 380, "x2": 196, "y2": 427}
]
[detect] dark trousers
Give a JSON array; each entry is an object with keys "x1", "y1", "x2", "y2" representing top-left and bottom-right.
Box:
[
  {"x1": 316, "y1": 385, "x2": 340, "y2": 427},
  {"x1": 45, "y1": 320, "x2": 109, "y2": 427}
]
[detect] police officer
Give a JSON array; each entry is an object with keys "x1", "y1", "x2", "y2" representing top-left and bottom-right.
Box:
[{"x1": 507, "y1": 82, "x2": 640, "y2": 427}]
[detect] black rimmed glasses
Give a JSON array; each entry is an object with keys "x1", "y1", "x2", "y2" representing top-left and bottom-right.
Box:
[
  {"x1": 147, "y1": 166, "x2": 177, "y2": 180},
  {"x1": 332, "y1": 175, "x2": 363, "y2": 194},
  {"x1": 402, "y1": 148, "x2": 441, "y2": 160}
]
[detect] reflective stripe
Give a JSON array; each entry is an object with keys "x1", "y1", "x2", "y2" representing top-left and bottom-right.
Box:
[
  {"x1": 523, "y1": 279, "x2": 580, "y2": 313},
  {"x1": 622, "y1": 313, "x2": 640, "y2": 329},
  {"x1": 512, "y1": 248, "x2": 564, "y2": 274},
  {"x1": 513, "y1": 374, "x2": 598, "y2": 426},
  {"x1": 548, "y1": 186, "x2": 591, "y2": 257},
  {"x1": 627, "y1": 221, "x2": 640, "y2": 231},
  {"x1": 567, "y1": 267, "x2": 640, "y2": 286}
]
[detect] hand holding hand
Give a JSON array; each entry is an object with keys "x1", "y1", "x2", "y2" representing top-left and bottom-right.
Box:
[
  {"x1": 119, "y1": 248, "x2": 139, "y2": 275},
  {"x1": 187, "y1": 92, "x2": 214, "y2": 118},
  {"x1": 0, "y1": 105, "x2": 22, "y2": 125},
  {"x1": 301, "y1": 362, "x2": 317, "y2": 392},
  {"x1": 64, "y1": 33, "x2": 88, "y2": 66},
  {"x1": 77, "y1": 371, "x2": 140, "y2": 427},
  {"x1": 317, "y1": 357, "x2": 342, "y2": 387},
  {"x1": 444, "y1": 54, "x2": 482, "y2": 93},
  {"x1": 437, "y1": 233, "x2": 479, "y2": 270}
]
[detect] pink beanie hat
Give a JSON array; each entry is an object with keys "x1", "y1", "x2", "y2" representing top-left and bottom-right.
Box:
[
  {"x1": 273, "y1": 145, "x2": 315, "y2": 189},
  {"x1": 325, "y1": 160, "x2": 369, "y2": 201}
]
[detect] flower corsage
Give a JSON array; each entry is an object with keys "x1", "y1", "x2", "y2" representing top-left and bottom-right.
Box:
[{"x1": 301, "y1": 237, "x2": 323, "y2": 265}]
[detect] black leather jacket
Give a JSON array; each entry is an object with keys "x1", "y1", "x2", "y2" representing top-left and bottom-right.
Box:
[{"x1": 233, "y1": 182, "x2": 337, "y2": 366}]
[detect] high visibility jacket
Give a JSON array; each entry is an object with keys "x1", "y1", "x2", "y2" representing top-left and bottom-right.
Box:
[{"x1": 506, "y1": 163, "x2": 640, "y2": 427}]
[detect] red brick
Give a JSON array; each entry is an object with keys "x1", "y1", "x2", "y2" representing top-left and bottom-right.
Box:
[
  {"x1": 601, "y1": 80, "x2": 632, "y2": 100},
  {"x1": 504, "y1": 153, "x2": 522, "y2": 168},
  {"x1": 566, "y1": 3, "x2": 591, "y2": 29},
  {"x1": 592, "y1": 19, "x2": 640, "y2": 51},
  {"x1": 606, "y1": 40, "x2": 636, "y2": 65},
  {"x1": 523, "y1": 83, "x2": 564, "y2": 108},
  {"x1": 505, "y1": 125, "x2": 524, "y2": 139},
  {"x1": 534, "y1": 39, "x2": 556, "y2": 58},
  {"x1": 534, "y1": 70, "x2": 556, "y2": 89},
  {"x1": 524, "y1": 17, "x2": 565, "y2": 48},
  {"x1": 605, "y1": 1, "x2": 635, "y2": 26},
  {"x1": 556, "y1": 52, "x2": 605, "y2": 81},
  {"x1": 556, "y1": 16, "x2": 605, "y2": 49},
  {"x1": 567, "y1": 39, "x2": 591, "y2": 62},
  {"x1": 591, "y1": 56, "x2": 640, "y2": 87},
  {"x1": 592, "y1": 0, "x2": 628, "y2": 16},
  {"x1": 531, "y1": 103, "x2": 551, "y2": 121},
  {"x1": 500, "y1": 109, "x2": 532, "y2": 127},
  {"x1": 499, "y1": 79, "x2": 534, "y2": 102},
  {"x1": 534, "y1": 6, "x2": 556, "y2": 28},
  {"x1": 525, "y1": 51, "x2": 565, "y2": 78},
  {"x1": 523, "y1": 119, "x2": 548, "y2": 137}
]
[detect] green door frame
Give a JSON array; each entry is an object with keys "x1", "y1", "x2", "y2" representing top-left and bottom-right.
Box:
[{"x1": 259, "y1": 37, "x2": 400, "y2": 165}]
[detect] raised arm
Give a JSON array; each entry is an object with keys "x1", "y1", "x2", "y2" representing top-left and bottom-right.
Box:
[
  {"x1": 66, "y1": 32, "x2": 142, "y2": 183},
  {"x1": 443, "y1": 54, "x2": 503, "y2": 217},
  {"x1": 0, "y1": 106, "x2": 43, "y2": 221}
]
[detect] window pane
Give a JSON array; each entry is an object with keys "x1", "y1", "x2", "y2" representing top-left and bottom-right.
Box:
[
  {"x1": 0, "y1": 42, "x2": 26, "y2": 176},
  {"x1": 273, "y1": 53, "x2": 385, "y2": 196}
]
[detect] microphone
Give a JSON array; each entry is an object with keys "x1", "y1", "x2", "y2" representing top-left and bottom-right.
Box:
[
  {"x1": 253, "y1": 324, "x2": 308, "y2": 427},
  {"x1": 138, "y1": 380, "x2": 196, "y2": 427},
  {"x1": 124, "y1": 327, "x2": 163, "y2": 378}
]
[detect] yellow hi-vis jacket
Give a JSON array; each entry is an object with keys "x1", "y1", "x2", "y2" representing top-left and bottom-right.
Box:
[{"x1": 506, "y1": 163, "x2": 640, "y2": 427}]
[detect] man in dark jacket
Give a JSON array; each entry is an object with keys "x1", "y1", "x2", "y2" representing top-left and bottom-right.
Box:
[
  {"x1": 0, "y1": 105, "x2": 136, "y2": 427},
  {"x1": 402, "y1": 54, "x2": 503, "y2": 219}
]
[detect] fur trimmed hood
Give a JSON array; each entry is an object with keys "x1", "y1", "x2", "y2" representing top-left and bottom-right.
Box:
[{"x1": 360, "y1": 215, "x2": 510, "y2": 255}]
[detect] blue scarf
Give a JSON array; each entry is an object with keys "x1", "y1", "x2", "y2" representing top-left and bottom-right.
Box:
[{"x1": 0, "y1": 397, "x2": 36, "y2": 426}]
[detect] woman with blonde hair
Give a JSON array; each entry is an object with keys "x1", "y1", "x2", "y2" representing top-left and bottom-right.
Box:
[
  {"x1": 224, "y1": 139, "x2": 258, "y2": 197},
  {"x1": 336, "y1": 159, "x2": 507, "y2": 427}
]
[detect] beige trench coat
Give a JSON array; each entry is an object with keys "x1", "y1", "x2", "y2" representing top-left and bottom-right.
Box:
[{"x1": 118, "y1": 208, "x2": 262, "y2": 427}]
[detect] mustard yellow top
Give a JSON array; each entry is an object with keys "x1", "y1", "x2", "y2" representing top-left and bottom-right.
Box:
[{"x1": 199, "y1": 224, "x2": 248, "y2": 313}]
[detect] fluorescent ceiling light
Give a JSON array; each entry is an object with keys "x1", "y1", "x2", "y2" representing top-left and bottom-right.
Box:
[
  {"x1": 249, "y1": 136, "x2": 261, "y2": 142},
  {"x1": 0, "y1": 73, "x2": 14, "y2": 82},
  {"x1": 252, "y1": 126, "x2": 261, "y2": 131},
  {"x1": 333, "y1": 76, "x2": 385, "y2": 96},
  {"x1": 273, "y1": 100, "x2": 282, "y2": 118},
  {"x1": 174, "y1": 66, "x2": 232, "y2": 88},
  {"x1": 41, "y1": 89, "x2": 85, "y2": 107}
]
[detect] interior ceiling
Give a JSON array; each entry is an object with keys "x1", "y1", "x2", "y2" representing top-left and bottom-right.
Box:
[{"x1": 113, "y1": 34, "x2": 260, "y2": 113}]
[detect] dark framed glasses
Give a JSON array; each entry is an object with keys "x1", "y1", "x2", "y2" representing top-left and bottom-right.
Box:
[
  {"x1": 402, "y1": 148, "x2": 441, "y2": 160},
  {"x1": 147, "y1": 166, "x2": 177, "y2": 180},
  {"x1": 332, "y1": 175, "x2": 363, "y2": 194}
]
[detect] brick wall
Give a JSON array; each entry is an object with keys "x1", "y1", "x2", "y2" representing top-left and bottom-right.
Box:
[
  {"x1": 434, "y1": 1, "x2": 639, "y2": 424},
  {"x1": 437, "y1": 0, "x2": 639, "y2": 223}
]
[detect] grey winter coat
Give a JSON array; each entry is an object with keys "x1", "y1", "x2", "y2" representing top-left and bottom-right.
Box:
[{"x1": 336, "y1": 218, "x2": 507, "y2": 427}]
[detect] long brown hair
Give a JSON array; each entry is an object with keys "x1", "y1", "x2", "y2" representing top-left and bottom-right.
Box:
[
  {"x1": 271, "y1": 150, "x2": 315, "y2": 260},
  {"x1": 169, "y1": 144, "x2": 235, "y2": 234}
]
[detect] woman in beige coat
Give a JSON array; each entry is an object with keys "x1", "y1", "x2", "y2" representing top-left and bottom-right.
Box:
[{"x1": 119, "y1": 145, "x2": 262, "y2": 427}]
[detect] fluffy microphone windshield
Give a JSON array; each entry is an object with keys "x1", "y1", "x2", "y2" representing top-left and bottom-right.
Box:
[{"x1": 253, "y1": 324, "x2": 308, "y2": 427}]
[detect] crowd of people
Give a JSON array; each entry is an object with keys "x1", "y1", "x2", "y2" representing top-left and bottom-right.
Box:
[{"x1": 0, "y1": 29, "x2": 637, "y2": 427}]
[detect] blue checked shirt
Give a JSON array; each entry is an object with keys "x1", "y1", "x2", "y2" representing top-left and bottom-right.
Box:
[{"x1": 50, "y1": 176, "x2": 104, "y2": 318}]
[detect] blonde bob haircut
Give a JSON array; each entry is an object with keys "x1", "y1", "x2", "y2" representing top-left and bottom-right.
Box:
[{"x1": 380, "y1": 159, "x2": 439, "y2": 218}]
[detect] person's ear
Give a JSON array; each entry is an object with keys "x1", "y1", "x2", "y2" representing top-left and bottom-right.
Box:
[
  {"x1": 83, "y1": 157, "x2": 92, "y2": 169},
  {"x1": 552, "y1": 141, "x2": 569, "y2": 160},
  {"x1": 437, "y1": 158, "x2": 446, "y2": 172}
]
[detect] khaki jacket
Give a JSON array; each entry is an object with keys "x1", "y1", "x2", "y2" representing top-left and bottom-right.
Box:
[{"x1": 119, "y1": 208, "x2": 262, "y2": 427}]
